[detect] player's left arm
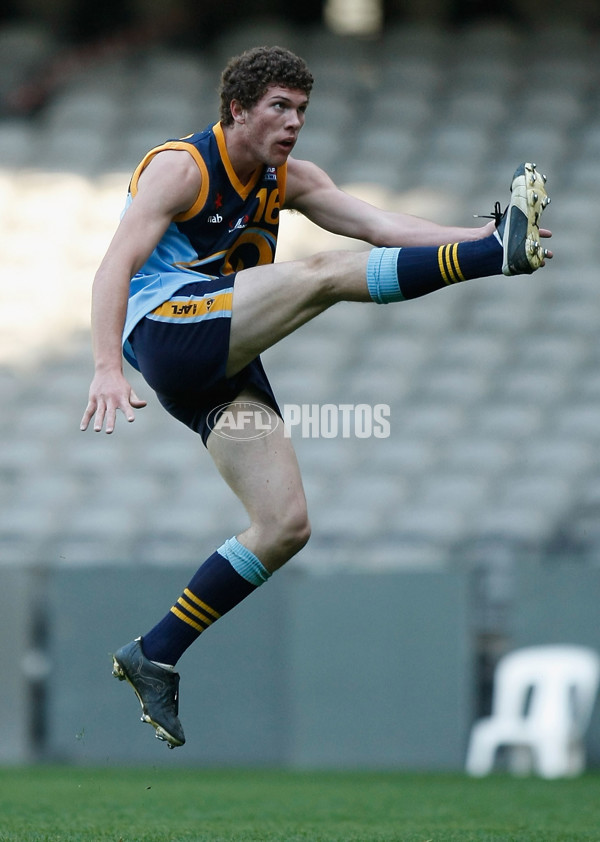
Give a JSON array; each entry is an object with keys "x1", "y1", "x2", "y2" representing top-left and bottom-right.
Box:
[{"x1": 284, "y1": 157, "x2": 551, "y2": 247}]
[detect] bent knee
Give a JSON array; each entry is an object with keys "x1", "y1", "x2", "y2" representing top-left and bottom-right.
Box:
[
  {"x1": 260, "y1": 505, "x2": 311, "y2": 570},
  {"x1": 286, "y1": 508, "x2": 312, "y2": 555},
  {"x1": 276, "y1": 502, "x2": 311, "y2": 558}
]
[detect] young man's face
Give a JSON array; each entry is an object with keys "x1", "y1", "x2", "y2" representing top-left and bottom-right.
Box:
[{"x1": 236, "y1": 85, "x2": 308, "y2": 167}]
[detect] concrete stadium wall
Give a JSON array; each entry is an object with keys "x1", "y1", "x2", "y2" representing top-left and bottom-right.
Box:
[
  {"x1": 42, "y1": 565, "x2": 473, "y2": 768},
  {"x1": 0, "y1": 568, "x2": 32, "y2": 762},
  {"x1": 510, "y1": 562, "x2": 600, "y2": 765},
  {"x1": 4, "y1": 561, "x2": 600, "y2": 769}
]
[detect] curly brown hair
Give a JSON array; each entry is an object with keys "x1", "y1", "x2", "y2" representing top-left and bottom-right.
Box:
[{"x1": 219, "y1": 46, "x2": 314, "y2": 126}]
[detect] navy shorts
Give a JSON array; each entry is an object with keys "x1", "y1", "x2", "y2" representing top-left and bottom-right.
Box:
[{"x1": 127, "y1": 278, "x2": 280, "y2": 446}]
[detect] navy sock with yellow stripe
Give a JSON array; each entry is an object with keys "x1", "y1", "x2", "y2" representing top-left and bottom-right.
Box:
[
  {"x1": 367, "y1": 234, "x2": 502, "y2": 303},
  {"x1": 141, "y1": 538, "x2": 270, "y2": 666}
]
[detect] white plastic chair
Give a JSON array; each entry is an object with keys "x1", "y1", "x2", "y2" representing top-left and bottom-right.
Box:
[{"x1": 466, "y1": 645, "x2": 600, "y2": 779}]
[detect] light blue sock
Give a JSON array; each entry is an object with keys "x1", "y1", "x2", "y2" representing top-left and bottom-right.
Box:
[
  {"x1": 218, "y1": 536, "x2": 271, "y2": 586},
  {"x1": 367, "y1": 247, "x2": 404, "y2": 304},
  {"x1": 368, "y1": 238, "x2": 503, "y2": 304}
]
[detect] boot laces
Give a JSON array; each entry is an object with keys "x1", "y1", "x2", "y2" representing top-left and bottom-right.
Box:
[{"x1": 473, "y1": 201, "x2": 503, "y2": 226}]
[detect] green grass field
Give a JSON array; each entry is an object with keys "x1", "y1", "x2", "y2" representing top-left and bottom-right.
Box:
[{"x1": 1, "y1": 766, "x2": 599, "y2": 842}]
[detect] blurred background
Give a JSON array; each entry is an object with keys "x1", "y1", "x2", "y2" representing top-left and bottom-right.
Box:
[{"x1": 1, "y1": 0, "x2": 600, "y2": 770}]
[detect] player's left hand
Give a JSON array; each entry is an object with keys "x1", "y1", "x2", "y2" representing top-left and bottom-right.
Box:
[{"x1": 539, "y1": 227, "x2": 553, "y2": 262}]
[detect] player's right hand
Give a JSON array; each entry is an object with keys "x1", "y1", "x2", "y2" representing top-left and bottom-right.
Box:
[{"x1": 80, "y1": 372, "x2": 147, "y2": 434}]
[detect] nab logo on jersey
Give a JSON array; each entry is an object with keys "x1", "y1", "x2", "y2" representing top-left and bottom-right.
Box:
[{"x1": 207, "y1": 213, "x2": 223, "y2": 223}]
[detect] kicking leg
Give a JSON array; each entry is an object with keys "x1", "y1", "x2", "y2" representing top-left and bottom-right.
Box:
[
  {"x1": 227, "y1": 248, "x2": 370, "y2": 376},
  {"x1": 227, "y1": 162, "x2": 550, "y2": 376}
]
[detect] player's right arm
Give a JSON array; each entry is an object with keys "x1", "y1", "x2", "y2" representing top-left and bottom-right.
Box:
[
  {"x1": 284, "y1": 157, "x2": 499, "y2": 246},
  {"x1": 80, "y1": 150, "x2": 202, "y2": 434}
]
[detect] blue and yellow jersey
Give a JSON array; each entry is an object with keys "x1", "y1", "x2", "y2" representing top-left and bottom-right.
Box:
[{"x1": 122, "y1": 121, "x2": 286, "y2": 365}]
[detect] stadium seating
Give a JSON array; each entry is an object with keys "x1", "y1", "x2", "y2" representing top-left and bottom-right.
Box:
[{"x1": 0, "y1": 16, "x2": 599, "y2": 584}]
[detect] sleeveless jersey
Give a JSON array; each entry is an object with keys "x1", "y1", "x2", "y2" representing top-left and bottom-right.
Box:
[{"x1": 122, "y1": 121, "x2": 287, "y2": 366}]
